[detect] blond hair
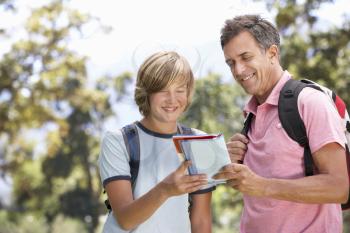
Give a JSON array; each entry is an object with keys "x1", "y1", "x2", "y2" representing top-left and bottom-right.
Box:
[{"x1": 134, "y1": 51, "x2": 194, "y2": 116}]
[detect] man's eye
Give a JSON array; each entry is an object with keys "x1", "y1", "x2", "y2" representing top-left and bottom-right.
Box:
[{"x1": 226, "y1": 60, "x2": 233, "y2": 67}]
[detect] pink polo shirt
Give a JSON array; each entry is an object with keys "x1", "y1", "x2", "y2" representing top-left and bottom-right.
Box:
[{"x1": 241, "y1": 71, "x2": 346, "y2": 233}]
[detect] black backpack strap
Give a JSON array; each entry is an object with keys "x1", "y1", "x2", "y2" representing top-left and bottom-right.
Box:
[
  {"x1": 342, "y1": 144, "x2": 350, "y2": 210},
  {"x1": 241, "y1": 112, "x2": 254, "y2": 137},
  {"x1": 121, "y1": 123, "x2": 140, "y2": 187},
  {"x1": 278, "y1": 79, "x2": 314, "y2": 176},
  {"x1": 238, "y1": 112, "x2": 254, "y2": 164}
]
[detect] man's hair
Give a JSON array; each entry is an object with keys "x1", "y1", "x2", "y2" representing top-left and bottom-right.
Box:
[
  {"x1": 134, "y1": 51, "x2": 194, "y2": 117},
  {"x1": 220, "y1": 14, "x2": 280, "y2": 52}
]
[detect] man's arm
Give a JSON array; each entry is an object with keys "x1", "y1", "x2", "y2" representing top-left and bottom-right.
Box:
[
  {"x1": 214, "y1": 142, "x2": 348, "y2": 203},
  {"x1": 265, "y1": 142, "x2": 348, "y2": 203},
  {"x1": 190, "y1": 192, "x2": 212, "y2": 233}
]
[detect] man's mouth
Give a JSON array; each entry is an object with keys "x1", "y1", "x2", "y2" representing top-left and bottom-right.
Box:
[{"x1": 241, "y1": 73, "x2": 255, "y2": 81}]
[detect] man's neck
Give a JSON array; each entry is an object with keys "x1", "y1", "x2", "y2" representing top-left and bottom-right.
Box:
[{"x1": 256, "y1": 66, "x2": 284, "y2": 104}]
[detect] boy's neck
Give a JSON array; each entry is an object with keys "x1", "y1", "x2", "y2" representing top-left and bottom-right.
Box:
[{"x1": 140, "y1": 118, "x2": 178, "y2": 134}]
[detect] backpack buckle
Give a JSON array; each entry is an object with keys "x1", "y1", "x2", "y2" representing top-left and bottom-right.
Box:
[
  {"x1": 284, "y1": 89, "x2": 294, "y2": 98},
  {"x1": 298, "y1": 136, "x2": 309, "y2": 147}
]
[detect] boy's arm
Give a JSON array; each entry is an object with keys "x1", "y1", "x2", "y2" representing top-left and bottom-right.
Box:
[
  {"x1": 106, "y1": 161, "x2": 208, "y2": 231},
  {"x1": 190, "y1": 192, "x2": 212, "y2": 233}
]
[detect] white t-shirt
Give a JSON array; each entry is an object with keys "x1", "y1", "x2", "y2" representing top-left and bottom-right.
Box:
[{"x1": 98, "y1": 122, "x2": 214, "y2": 233}]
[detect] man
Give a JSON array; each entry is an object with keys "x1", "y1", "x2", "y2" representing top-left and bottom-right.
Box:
[{"x1": 214, "y1": 15, "x2": 348, "y2": 233}]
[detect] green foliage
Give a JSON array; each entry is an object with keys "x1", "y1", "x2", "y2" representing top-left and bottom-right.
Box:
[
  {"x1": 212, "y1": 186, "x2": 242, "y2": 233},
  {"x1": 0, "y1": 210, "x2": 49, "y2": 233},
  {"x1": 182, "y1": 73, "x2": 246, "y2": 139},
  {"x1": 273, "y1": 0, "x2": 350, "y2": 105},
  {"x1": 0, "y1": 211, "x2": 87, "y2": 233},
  {"x1": 0, "y1": 0, "x2": 128, "y2": 232}
]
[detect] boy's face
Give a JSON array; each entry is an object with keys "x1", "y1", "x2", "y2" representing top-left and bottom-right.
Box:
[
  {"x1": 223, "y1": 31, "x2": 276, "y2": 103},
  {"x1": 147, "y1": 80, "x2": 188, "y2": 124}
]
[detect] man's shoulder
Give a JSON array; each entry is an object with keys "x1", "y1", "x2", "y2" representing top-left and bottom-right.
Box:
[{"x1": 298, "y1": 86, "x2": 333, "y2": 108}]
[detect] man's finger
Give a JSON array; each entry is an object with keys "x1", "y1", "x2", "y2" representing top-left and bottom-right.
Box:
[
  {"x1": 213, "y1": 171, "x2": 238, "y2": 180},
  {"x1": 227, "y1": 141, "x2": 248, "y2": 151},
  {"x1": 231, "y1": 163, "x2": 245, "y2": 172},
  {"x1": 229, "y1": 133, "x2": 249, "y2": 144},
  {"x1": 226, "y1": 179, "x2": 240, "y2": 189},
  {"x1": 217, "y1": 163, "x2": 235, "y2": 172},
  {"x1": 230, "y1": 156, "x2": 244, "y2": 164}
]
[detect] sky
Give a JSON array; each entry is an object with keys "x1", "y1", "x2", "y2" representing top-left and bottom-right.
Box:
[
  {"x1": 0, "y1": 0, "x2": 349, "y2": 204},
  {"x1": 69, "y1": 0, "x2": 273, "y2": 128}
]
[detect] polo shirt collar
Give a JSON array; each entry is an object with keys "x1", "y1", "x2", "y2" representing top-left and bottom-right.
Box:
[{"x1": 244, "y1": 70, "x2": 292, "y2": 115}]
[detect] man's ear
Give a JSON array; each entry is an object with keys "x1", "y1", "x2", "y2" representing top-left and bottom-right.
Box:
[{"x1": 268, "y1": 44, "x2": 279, "y2": 61}]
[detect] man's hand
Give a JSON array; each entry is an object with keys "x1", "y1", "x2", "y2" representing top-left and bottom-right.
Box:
[
  {"x1": 226, "y1": 133, "x2": 249, "y2": 163},
  {"x1": 213, "y1": 163, "x2": 267, "y2": 197}
]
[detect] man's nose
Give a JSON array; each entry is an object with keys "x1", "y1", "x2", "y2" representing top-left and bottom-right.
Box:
[{"x1": 234, "y1": 62, "x2": 245, "y2": 76}]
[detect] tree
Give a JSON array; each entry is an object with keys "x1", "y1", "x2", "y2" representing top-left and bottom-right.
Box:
[
  {"x1": 0, "y1": 0, "x2": 130, "y2": 232},
  {"x1": 268, "y1": 0, "x2": 350, "y2": 105}
]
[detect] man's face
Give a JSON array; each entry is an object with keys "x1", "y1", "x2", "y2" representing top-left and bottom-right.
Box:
[{"x1": 223, "y1": 31, "x2": 275, "y2": 103}]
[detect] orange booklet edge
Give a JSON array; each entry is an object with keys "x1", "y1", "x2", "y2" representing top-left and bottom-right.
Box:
[{"x1": 172, "y1": 134, "x2": 222, "y2": 154}]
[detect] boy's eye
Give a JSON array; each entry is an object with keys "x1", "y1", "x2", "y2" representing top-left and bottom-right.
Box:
[
  {"x1": 157, "y1": 90, "x2": 168, "y2": 95},
  {"x1": 176, "y1": 89, "x2": 186, "y2": 93}
]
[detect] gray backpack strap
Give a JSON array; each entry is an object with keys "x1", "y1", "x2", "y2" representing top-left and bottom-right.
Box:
[
  {"x1": 178, "y1": 124, "x2": 193, "y2": 135},
  {"x1": 121, "y1": 123, "x2": 140, "y2": 187},
  {"x1": 104, "y1": 123, "x2": 140, "y2": 212}
]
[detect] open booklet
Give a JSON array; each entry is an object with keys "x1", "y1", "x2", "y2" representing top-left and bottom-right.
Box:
[{"x1": 172, "y1": 133, "x2": 231, "y2": 185}]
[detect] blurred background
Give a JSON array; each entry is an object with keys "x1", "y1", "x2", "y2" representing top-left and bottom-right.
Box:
[{"x1": 0, "y1": 0, "x2": 349, "y2": 232}]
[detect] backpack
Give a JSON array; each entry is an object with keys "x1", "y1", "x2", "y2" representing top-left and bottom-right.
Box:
[
  {"x1": 241, "y1": 78, "x2": 350, "y2": 210},
  {"x1": 104, "y1": 122, "x2": 193, "y2": 211}
]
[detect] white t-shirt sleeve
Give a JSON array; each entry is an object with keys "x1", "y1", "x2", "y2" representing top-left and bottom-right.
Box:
[{"x1": 98, "y1": 130, "x2": 131, "y2": 188}]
